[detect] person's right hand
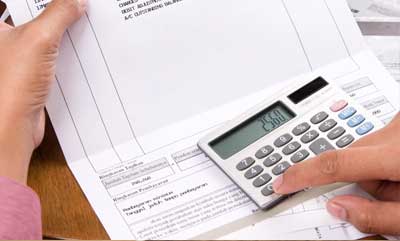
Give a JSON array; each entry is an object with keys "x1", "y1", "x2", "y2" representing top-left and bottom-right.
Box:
[{"x1": 273, "y1": 113, "x2": 400, "y2": 235}]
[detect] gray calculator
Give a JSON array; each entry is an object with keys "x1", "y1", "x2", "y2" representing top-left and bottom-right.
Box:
[{"x1": 198, "y1": 77, "x2": 382, "y2": 210}]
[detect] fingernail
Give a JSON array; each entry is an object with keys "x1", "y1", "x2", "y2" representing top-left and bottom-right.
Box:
[
  {"x1": 273, "y1": 175, "x2": 284, "y2": 192},
  {"x1": 327, "y1": 201, "x2": 348, "y2": 221}
]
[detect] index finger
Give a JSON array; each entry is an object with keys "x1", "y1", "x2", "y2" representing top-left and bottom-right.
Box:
[{"x1": 273, "y1": 145, "x2": 400, "y2": 194}]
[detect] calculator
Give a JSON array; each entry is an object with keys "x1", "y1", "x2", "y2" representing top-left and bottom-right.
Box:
[{"x1": 198, "y1": 77, "x2": 382, "y2": 210}]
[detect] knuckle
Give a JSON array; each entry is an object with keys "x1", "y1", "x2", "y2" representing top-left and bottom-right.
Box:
[
  {"x1": 316, "y1": 151, "x2": 340, "y2": 178},
  {"x1": 357, "y1": 211, "x2": 377, "y2": 234}
]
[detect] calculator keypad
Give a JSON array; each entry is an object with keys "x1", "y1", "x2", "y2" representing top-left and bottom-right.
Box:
[
  {"x1": 301, "y1": 130, "x2": 319, "y2": 143},
  {"x1": 272, "y1": 161, "x2": 291, "y2": 175},
  {"x1": 263, "y1": 153, "x2": 282, "y2": 167},
  {"x1": 231, "y1": 100, "x2": 376, "y2": 203},
  {"x1": 292, "y1": 122, "x2": 311, "y2": 136},
  {"x1": 282, "y1": 141, "x2": 301, "y2": 155},
  {"x1": 245, "y1": 165, "x2": 264, "y2": 179},
  {"x1": 274, "y1": 134, "x2": 293, "y2": 148},
  {"x1": 253, "y1": 174, "x2": 272, "y2": 187},
  {"x1": 255, "y1": 146, "x2": 274, "y2": 159},
  {"x1": 291, "y1": 149, "x2": 310, "y2": 163},
  {"x1": 236, "y1": 157, "x2": 255, "y2": 171}
]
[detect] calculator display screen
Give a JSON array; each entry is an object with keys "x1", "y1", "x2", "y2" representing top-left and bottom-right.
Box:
[{"x1": 210, "y1": 102, "x2": 295, "y2": 159}]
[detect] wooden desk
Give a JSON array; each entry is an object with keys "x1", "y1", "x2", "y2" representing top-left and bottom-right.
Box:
[{"x1": 28, "y1": 117, "x2": 109, "y2": 240}]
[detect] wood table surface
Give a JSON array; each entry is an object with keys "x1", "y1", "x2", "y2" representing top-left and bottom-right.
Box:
[{"x1": 0, "y1": 2, "x2": 385, "y2": 240}]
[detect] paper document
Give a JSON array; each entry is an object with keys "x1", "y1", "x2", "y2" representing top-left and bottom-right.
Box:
[{"x1": 6, "y1": 0, "x2": 399, "y2": 239}]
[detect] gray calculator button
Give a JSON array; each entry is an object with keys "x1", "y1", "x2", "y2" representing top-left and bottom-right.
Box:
[
  {"x1": 236, "y1": 157, "x2": 255, "y2": 171},
  {"x1": 328, "y1": 126, "x2": 346, "y2": 140},
  {"x1": 336, "y1": 134, "x2": 355, "y2": 148},
  {"x1": 319, "y1": 119, "x2": 337, "y2": 132},
  {"x1": 300, "y1": 130, "x2": 319, "y2": 144},
  {"x1": 309, "y1": 138, "x2": 335, "y2": 155},
  {"x1": 255, "y1": 145, "x2": 274, "y2": 159},
  {"x1": 292, "y1": 122, "x2": 311, "y2": 136},
  {"x1": 272, "y1": 161, "x2": 291, "y2": 175},
  {"x1": 291, "y1": 150, "x2": 310, "y2": 163},
  {"x1": 261, "y1": 184, "x2": 275, "y2": 197},
  {"x1": 263, "y1": 153, "x2": 282, "y2": 167},
  {"x1": 282, "y1": 142, "x2": 301, "y2": 155},
  {"x1": 311, "y1": 111, "x2": 329, "y2": 124},
  {"x1": 245, "y1": 165, "x2": 264, "y2": 179},
  {"x1": 274, "y1": 134, "x2": 293, "y2": 147},
  {"x1": 253, "y1": 173, "x2": 272, "y2": 187}
]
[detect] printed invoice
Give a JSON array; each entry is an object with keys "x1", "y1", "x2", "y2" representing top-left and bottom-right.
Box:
[{"x1": 5, "y1": 0, "x2": 400, "y2": 239}]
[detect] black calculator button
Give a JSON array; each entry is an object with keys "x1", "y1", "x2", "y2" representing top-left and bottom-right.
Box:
[
  {"x1": 272, "y1": 161, "x2": 291, "y2": 175},
  {"x1": 336, "y1": 134, "x2": 355, "y2": 148},
  {"x1": 263, "y1": 153, "x2": 282, "y2": 167},
  {"x1": 309, "y1": 138, "x2": 335, "y2": 155},
  {"x1": 255, "y1": 145, "x2": 274, "y2": 159},
  {"x1": 291, "y1": 150, "x2": 310, "y2": 163},
  {"x1": 244, "y1": 165, "x2": 264, "y2": 179},
  {"x1": 236, "y1": 157, "x2": 255, "y2": 171},
  {"x1": 253, "y1": 174, "x2": 272, "y2": 187},
  {"x1": 328, "y1": 126, "x2": 346, "y2": 140},
  {"x1": 319, "y1": 119, "x2": 337, "y2": 132},
  {"x1": 311, "y1": 111, "x2": 329, "y2": 124},
  {"x1": 261, "y1": 184, "x2": 275, "y2": 197},
  {"x1": 292, "y1": 122, "x2": 311, "y2": 136},
  {"x1": 274, "y1": 134, "x2": 293, "y2": 147},
  {"x1": 282, "y1": 142, "x2": 301, "y2": 155},
  {"x1": 300, "y1": 130, "x2": 319, "y2": 144}
]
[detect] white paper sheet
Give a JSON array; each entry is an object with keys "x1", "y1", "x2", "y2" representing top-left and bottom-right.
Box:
[{"x1": 6, "y1": 0, "x2": 400, "y2": 239}]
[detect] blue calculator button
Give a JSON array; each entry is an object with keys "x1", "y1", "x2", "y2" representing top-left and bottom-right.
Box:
[
  {"x1": 356, "y1": 122, "x2": 374, "y2": 135},
  {"x1": 347, "y1": 114, "x2": 365, "y2": 128},
  {"x1": 339, "y1": 107, "x2": 357, "y2": 120}
]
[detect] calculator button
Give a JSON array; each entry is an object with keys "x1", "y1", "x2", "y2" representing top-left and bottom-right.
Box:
[
  {"x1": 339, "y1": 107, "x2": 357, "y2": 120},
  {"x1": 261, "y1": 184, "x2": 275, "y2": 197},
  {"x1": 311, "y1": 111, "x2": 329, "y2": 124},
  {"x1": 272, "y1": 161, "x2": 291, "y2": 175},
  {"x1": 319, "y1": 119, "x2": 337, "y2": 132},
  {"x1": 274, "y1": 134, "x2": 293, "y2": 148},
  {"x1": 301, "y1": 130, "x2": 319, "y2": 144},
  {"x1": 292, "y1": 122, "x2": 311, "y2": 136},
  {"x1": 309, "y1": 138, "x2": 335, "y2": 155},
  {"x1": 236, "y1": 157, "x2": 255, "y2": 171},
  {"x1": 328, "y1": 126, "x2": 346, "y2": 140},
  {"x1": 330, "y1": 100, "x2": 348, "y2": 112},
  {"x1": 282, "y1": 142, "x2": 301, "y2": 155},
  {"x1": 291, "y1": 150, "x2": 310, "y2": 163},
  {"x1": 263, "y1": 153, "x2": 282, "y2": 167},
  {"x1": 337, "y1": 134, "x2": 355, "y2": 148},
  {"x1": 255, "y1": 146, "x2": 274, "y2": 159},
  {"x1": 244, "y1": 165, "x2": 264, "y2": 179},
  {"x1": 347, "y1": 114, "x2": 365, "y2": 128},
  {"x1": 253, "y1": 174, "x2": 272, "y2": 188},
  {"x1": 356, "y1": 122, "x2": 374, "y2": 136}
]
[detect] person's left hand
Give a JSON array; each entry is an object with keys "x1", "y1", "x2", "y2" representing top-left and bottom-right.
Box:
[{"x1": 0, "y1": 0, "x2": 87, "y2": 184}]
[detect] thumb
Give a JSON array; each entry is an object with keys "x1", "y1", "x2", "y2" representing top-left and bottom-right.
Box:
[
  {"x1": 326, "y1": 195, "x2": 400, "y2": 235},
  {"x1": 28, "y1": 0, "x2": 87, "y2": 43}
]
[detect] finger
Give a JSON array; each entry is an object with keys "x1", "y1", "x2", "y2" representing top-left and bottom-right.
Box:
[
  {"x1": 0, "y1": 21, "x2": 12, "y2": 31},
  {"x1": 359, "y1": 181, "x2": 400, "y2": 202},
  {"x1": 326, "y1": 195, "x2": 400, "y2": 235},
  {"x1": 26, "y1": 0, "x2": 87, "y2": 43},
  {"x1": 273, "y1": 146, "x2": 400, "y2": 194}
]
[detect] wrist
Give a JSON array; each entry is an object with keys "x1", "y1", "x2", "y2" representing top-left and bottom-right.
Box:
[{"x1": 0, "y1": 117, "x2": 35, "y2": 184}]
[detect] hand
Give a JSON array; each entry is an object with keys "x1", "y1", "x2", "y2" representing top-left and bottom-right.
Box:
[
  {"x1": 273, "y1": 113, "x2": 400, "y2": 235},
  {"x1": 0, "y1": 0, "x2": 86, "y2": 184}
]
